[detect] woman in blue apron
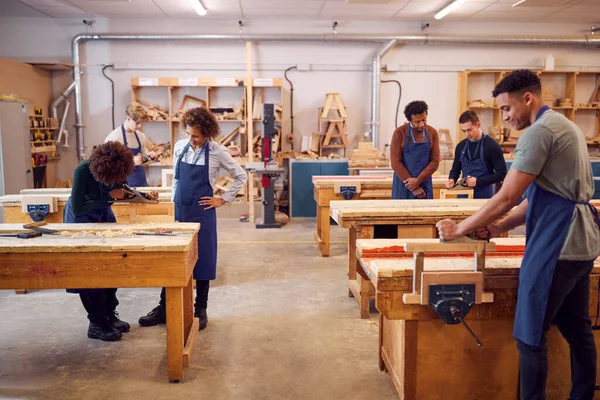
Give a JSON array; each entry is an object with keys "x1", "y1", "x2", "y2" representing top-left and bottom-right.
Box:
[
  {"x1": 139, "y1": 107, "x2": 247, "y2": 331},
  {"x1": 104, "y1": 102, "x2": 157, "y2": 187},
  {"x1": 392, "y1": 123, "x2": 434, "y2": 199},
  {"x1": 458, "y1": 133, "x2": 495, "y2": 199},
  {"x1": 437, "y1": 70, "x2": 600, "y2": 400},
  {"x1": 64, "y1": 141, "x2": 158, "y2": 342},
  {"x1": 121, "y1": 124, "x2": 148, "y2": 187}
]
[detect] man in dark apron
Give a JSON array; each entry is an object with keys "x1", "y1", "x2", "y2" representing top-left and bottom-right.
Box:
[
  {"x1": 390, "y1": 101, "x2": 440, "y2": 199},
  {"x1": 437, "y1": 70, "x2": 600, "y2": 400},
  {"x1": 139, "y1": 107, "x2": 247, "y2": 331},
  {"x1": 64, "y1": 141, "x2": 158, "y2": 341},
  {"x1": 446, "y1": 110, "x2": 507, "y2": 198},
  {"x1": 104, "y1": 102, "x2": 157, "y2": 187}
]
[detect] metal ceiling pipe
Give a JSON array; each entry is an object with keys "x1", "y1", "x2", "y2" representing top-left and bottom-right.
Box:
[
  {"x1": 51, "y1": 80, "x2": 75, "y2": 120},
  {"x1": 371, "y1": 39, "x2": 397, "y2": 149},
  {"x1": 72, "y1": 33, "x2": 600, "y2": 159}
]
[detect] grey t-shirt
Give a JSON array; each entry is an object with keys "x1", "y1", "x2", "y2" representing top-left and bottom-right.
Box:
[{"x1": 512, "y1": 110, "x2": 599, "y2": 261}]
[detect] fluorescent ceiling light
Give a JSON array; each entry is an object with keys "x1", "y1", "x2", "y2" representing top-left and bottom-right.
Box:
[
  {"x1": 434, "y1": 0, "x2": 470, "y2": 20},
  {"x1": 512, "y1": 0, "x2": 527, "y2": 7},
  {"x1": 190, "y1": 0, "x2": 207, "y2": 16}
]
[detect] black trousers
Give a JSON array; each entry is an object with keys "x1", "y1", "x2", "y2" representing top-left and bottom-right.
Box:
[
  {"x1": 79, "y1": 289, "x2": 119, "y2": 325},
  {"x1": 517, "y1": 259, "x2": 597, "y2": 400},
  {"x1": 159, "y1": 280, "x2": 210, "y2": 311}
]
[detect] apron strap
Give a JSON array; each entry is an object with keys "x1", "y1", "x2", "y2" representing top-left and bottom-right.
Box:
[
  {"x1": 121, "y1": 125, "x2": 128, "y2": 147},
  {"x1": 175, "y1": 142, "x2": 191, "y2": 180}
]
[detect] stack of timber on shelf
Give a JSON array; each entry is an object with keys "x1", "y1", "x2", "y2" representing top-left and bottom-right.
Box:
[
  {"x1": 438, "y1": 128, "x2": 454, "y2": 159},
  {"x1": 146, "y1": 138, "x2": 172, "y2": 166},
  {"x1": 131, "y1": 77, "x2": 285, "y2": 203},
  {"x1": 348, "y1": 142, "x2": 389, "y2": 168},
  {"x1": 458, "y1": 69, "x2": 600, "y2": 149},
  {"x1": 316, "y1": 93, "x2": 349, "y2": 158}
]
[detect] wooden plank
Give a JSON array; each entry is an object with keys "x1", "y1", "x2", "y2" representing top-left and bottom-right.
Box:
[
  {"x1": 166, "y1": 287, "x2": 185, "y2": 382},
  {"x1": 0, "y1": 251, "x2": 194, "y2": 289},
  {"x1": 404, "y1": 241, "x2": 496, "y2": 253},
  {"x1": 0, "y1": 223, "x2": 199, "y2": 253}
]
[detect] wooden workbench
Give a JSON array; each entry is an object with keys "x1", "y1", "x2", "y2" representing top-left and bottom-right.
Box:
[
  {"x1": 330, "y1": 199, "x2": 491, "y2": 318},
  {"x1": 312, "y1": 175, "x2": 449, "y2": 257},
  {"x1": 356, "y1": 238, "x2": 600, "y2": 399},
  {"x1": 0, "y1": 222, "x2": 199, "y2": 383},
  {"x1": 0, "y1": 189, "x2": 174, "y2": 224}
]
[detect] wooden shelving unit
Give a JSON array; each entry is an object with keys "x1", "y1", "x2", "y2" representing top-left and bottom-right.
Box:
[
  {"x1": 29, "y1": 114, "x2": 57, "y2": 156},
  {"x1": 457, "y1": 70, "x2": 600, "y2": 150},
  {"x1": 130, "y1": 77, "x2": 285, "y2": 168}
]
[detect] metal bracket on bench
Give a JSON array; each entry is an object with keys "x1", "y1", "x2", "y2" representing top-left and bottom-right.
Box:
[
  {"x1": 27, "y1": 204, "x2": 49, "y2": 222},
  {"x1": 339, "y1": 185, "x2": 357, "y2": 200}
]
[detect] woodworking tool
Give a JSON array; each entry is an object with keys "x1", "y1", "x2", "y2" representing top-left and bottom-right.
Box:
[
  {"x1": 429, "y1": 284, "x2": 482, "y2": 347},
  {"x1": 27, "y1": 204, "x2": 49, "y2": 222},
  {"x1": 0, "y1": 231, "x2": 42, "y2": 239},
  {"x1": 245, "y1": 104, "x2": 285, "y2": 229},
  {"x1": 339, "y1": 186, "x2": 357, "y2": 200},
  {"x1": 449, "y1": 176, "x2": 469, "y2": 190},
  {"x1": 114, "y1": 183, "x2": 159, "y2": 203},
  {"x1": 23, "y1": 221, "x2": 60, "y2": 235}
]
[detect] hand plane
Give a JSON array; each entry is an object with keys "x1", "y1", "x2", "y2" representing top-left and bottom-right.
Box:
[{"x1": 448, "y1": 176, "x2": 469, "y2": 190}]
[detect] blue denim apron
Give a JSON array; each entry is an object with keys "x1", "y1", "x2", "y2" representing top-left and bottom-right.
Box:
[
  {"x1": 173, "y1": 142, "x2": 217, "y2": 280},
  {"x1": 459, "y1": 133, "x2": 495, "y2": 199},
  {"x1": 392, "y1": 124, "x2": 433, "y2": 200},
  {"x1": 121, "y1": 125, "x2": 148, "y2": 187}
]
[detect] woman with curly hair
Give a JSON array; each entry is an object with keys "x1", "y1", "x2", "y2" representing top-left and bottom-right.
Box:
[
  {"x1": 104, "y1": 102, "x2": 158, "y2": 187},
  {"x1": 139, "y1": 107, "x2": 247, "y2": 331},
  {"x1": 64, "y1": 141, "x2": 158, "y2": 341}
]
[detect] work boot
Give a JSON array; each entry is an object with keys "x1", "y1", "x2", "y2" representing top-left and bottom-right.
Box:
[
  {"x1": 195, "y1": 308, "x2": 208, "y2": 331},
  {"x1": 88, "y1": 320, "x2": 122, "y2": 341},
  {"x1": 107, "y1": 311, "x2": 130, "y2": 333},
  {"x1": 138, "y1": 305, "x2": 166, "y2": 327}
]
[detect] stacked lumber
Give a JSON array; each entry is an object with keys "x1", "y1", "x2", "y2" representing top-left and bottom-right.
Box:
[
  {"x1": 138, "y1": 100, "x2": 169, "y2": 121},
  {"x1": 146, "y1": 139, "x2": 171, "y2": 165},
  {"x1": 542, "y1": 88, "x2": 555, "y2": 108},
  {"x1": 467, "y1": 99, "x2": 491, "y2": 108},
  {"x1": 348, "y1": 142, "x2": 389, "y2": 168}
]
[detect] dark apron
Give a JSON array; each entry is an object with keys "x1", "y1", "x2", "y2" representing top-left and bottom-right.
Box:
[
  {"x1": 173, "y1": 142, "x2": 217, "y2": 281},
  {"x1": 392, "y1": 124, "x2": 433, "y2": 199},
  {"x1": 459, "y1": 133, "x2": 495, "y2": 199},
  {"x1": 64, "y1": 182, "x2": 116, "y2": 294},
  {"x1": 513, "y1": 105, "x2": 600, "y2": 346},
  {"x1": 121, "y1": 125, "x2": 148, "y2": 187}
]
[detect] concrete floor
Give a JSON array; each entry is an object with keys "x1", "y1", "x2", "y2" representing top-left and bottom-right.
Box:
[{"x1": 0, "y1": 218, "x2": 397, "y2": 400}]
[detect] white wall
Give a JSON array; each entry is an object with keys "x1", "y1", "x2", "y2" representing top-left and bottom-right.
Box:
[{"x1": 1, "y1": 16, "x2": 600, "y2": 183}]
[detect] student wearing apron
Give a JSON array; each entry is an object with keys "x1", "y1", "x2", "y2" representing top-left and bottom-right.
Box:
[
  {"x1": 64, "y1": 141, "x2": 158, "y2": 341},
  {"x1": 139, "y1": 107, "x2": 247, "y2": 331},
  {"x1": 390, "y1": 101, "x2": 440, "y2": 200},
  {"x1": 446, "y1": 111, "x2": 507, "y2": 199},
  {"x1": 437, "y1": 70, "x2": 600, "y2": 400},
  {"x1": 104, "y1": 102, "x2": 158, "y2": 187}
]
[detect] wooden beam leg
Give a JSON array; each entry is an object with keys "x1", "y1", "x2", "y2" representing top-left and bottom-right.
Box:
[
  {"x1": 348, "y1": 226, "x2": 358, "y2": 299},
  {"x1": 320, "y1": 205, "x2": 330, "y2": 257},
  {"x1": 359, "y1": 275, "x2": 371, "y2": 319},
  {"x1": 182, "y1": 277, "x2": 199, "y2": 368},
  {"x1": 166, "y1": 287, "x2": 185, "y2": 383},
  {"x1": 378, "y1": 313, "x2": 386, "y2": 372}
]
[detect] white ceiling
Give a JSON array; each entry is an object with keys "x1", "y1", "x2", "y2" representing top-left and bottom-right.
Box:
[{"x1": 2, "y1": 0, "x2": 600, "y2": 23}]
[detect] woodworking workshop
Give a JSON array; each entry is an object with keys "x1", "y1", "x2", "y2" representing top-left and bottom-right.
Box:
[{"x1": 2, "y1": 1, "x2": 600, "y2": 400}]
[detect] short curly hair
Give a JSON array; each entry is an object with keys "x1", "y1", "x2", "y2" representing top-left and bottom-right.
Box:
[
  {"x1": 492, "y1": 69, "x2": 541, "y2": 97},
  {"x1": 180, "y1": 107, "x2": 220, "y2": 139},
  {"x1": 404, "y1": 101, "x2": 428, "y2": 121},
  {"x1": 89, "y1": 141, "x2": 134, "y2": 185}
]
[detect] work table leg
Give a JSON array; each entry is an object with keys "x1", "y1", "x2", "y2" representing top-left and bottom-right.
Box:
[{"x1": 166, "y1": 287, "x2": 185, "y2": 382}]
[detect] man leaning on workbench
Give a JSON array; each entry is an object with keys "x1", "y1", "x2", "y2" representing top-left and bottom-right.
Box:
[
  {"x1": 445, "y1": 110, "x2": 507, "y2": 198},
  {"x1": 390, "y1": 100, "x2": 440, "y2": 199},
  {"x1": 437, "y1": 69, "x2": 600, "y2": 400}
]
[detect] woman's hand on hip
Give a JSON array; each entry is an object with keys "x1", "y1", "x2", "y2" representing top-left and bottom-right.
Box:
[{"x1": 199, "y1": 196, "x2": 226, "y2": 210}]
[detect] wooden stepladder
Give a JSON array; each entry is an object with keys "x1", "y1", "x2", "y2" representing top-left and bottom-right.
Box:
[{"x1": 318, "y1": 93, "x2": 349, "y2": 157}]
